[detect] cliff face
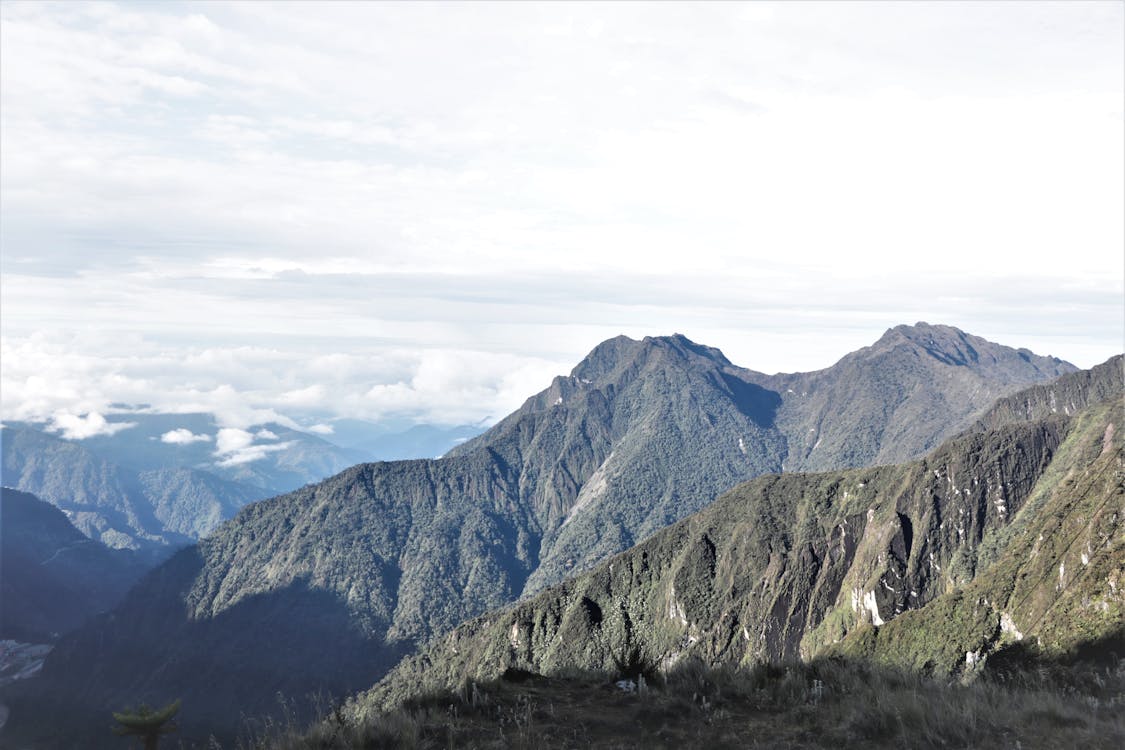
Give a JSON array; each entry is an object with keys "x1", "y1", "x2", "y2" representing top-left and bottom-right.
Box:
[
  {"x1": 969, "y1": 354, "x2": 1122, "y2": 432},
  {"x1": 835, "y1": 397, "x2": 1123, "y2": 674},
  {"x1": 361, "y1": 364, "x2": 1121, "y2": 711}
]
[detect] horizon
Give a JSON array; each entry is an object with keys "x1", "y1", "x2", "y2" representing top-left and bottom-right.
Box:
[
  {"x1": 1, "y1": 321, "x2": 1111, "y2": 445},
  {"x1": 2, "y1": 1, "x2": 1122, "y2": 438}
]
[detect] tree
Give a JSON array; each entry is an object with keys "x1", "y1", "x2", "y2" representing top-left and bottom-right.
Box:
[{"x1": 111, "y1": 699, "x2": 181, "y2": 750}]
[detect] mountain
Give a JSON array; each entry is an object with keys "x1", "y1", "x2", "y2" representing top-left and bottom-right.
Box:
[
  {"x1": 324, "y1": 419, "x2": 486, "y2": 460},
  {"x1": 0, "y1": 488, "x2": 149, "y2": 642},
  {"x1": 31, "y1": 412, "x2": 368, "y2": 495},
  {"x1": 356, "y1": 357, "x2": 1122, "y2": 712},
  {"x1": 491, "y1": 324, "x2": 1075, "y2": 591},
  {"x1": 0, "y1": 325, "x2": 1080, "y2": 746},
  {"x1": 757, "y1": 322, "x2": 1077, "y2": 471},
  {"x1": 0, "y1": 414, "x2": 367, "y2": 550},
  {"x1": 0, "y1": 426, "x2": 263, "y2": 550}
]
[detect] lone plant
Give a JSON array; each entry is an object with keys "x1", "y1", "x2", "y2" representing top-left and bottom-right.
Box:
[{"x1": 112, "y1": 699, "x2": 181, "y2": 750}]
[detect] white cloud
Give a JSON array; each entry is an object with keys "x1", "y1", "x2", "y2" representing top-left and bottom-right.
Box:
[
  {"x1": 278, "y1": 385, "x2": 324, "y2": 408},
  {"x1": 49, "y1": 410, "x2": 135, "y2": 440},
  {"x1": 214, "y1": 427, "x2": 254, "y2": 455},
  {"x1": 213, "y1": 426, "x2": 294, "y2": 466},
  {"x1": 160, "y1": 428, "x2": 211, "y2": 444},
  {"x1": 215, "y1": 440, "x2": 295, "y2": 467},
  {"x1": 255, "y1": 429, "x2": 278, "y2": 440},
  {"x1": 0, "y1": 2, "x2": 1120, "y2": 428},
  {"x1": 307, "y1": 423, "x2": 334, "y2": 435}
]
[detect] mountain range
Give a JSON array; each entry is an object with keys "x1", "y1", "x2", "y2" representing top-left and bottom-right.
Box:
[
  {"x1": 0, "y1": 414, "x2": 482, "y2": 555},
  {"x1": 361, "y1": 356, "x2": 1122, "y2": 714},
  {"x1": 0, "y1": 322, "x2": 1091, "y2": 747}
]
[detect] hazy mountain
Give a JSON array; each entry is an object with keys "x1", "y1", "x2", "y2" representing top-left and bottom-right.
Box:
[
  {"x1": 0, "y1": 426, "x2": 264, "y2": 550},
  {"x1": 0, "y1": 488, "x2": 149, "y2": 642},
  {"x1": 358, "y1": 359, "x2": 1122, "y2": 711},
  {"x1": 51, "y1": 412, "x2": 368, "y2": 494},
  {"x1": 3, "y1": 325, "x2": 1082, "y2": 746},
  {"x1": 0, "y1": 413, "x2": 370, "y2": 550},
  {"x1": 324, "y1": 419, "x2": 486, "y2": 461}
]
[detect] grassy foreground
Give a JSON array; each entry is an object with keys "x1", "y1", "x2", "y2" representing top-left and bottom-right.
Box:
[{"x1": 238, "y1": 656, "x2": 1124, "y2": 749}]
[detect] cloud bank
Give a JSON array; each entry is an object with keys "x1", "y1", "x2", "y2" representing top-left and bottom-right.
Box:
[{"x1": 1, "y1": 2, "x2": 1120, "y2": 430}]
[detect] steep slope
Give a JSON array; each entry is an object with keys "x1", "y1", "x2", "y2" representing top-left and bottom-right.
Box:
[
  {"x1": 134, "y1": 467, "x2": 265, "y2": 539},
  {"x1": 4, "y1": 452, "x2": 542, "y2": 746},
  {"x1": 451, "y1": 334, "x2": 789, "y2": 591},
  {"x1": 358, "y1": 359, "x2": 1121, "y2": 712},
  {"x1": 2, "y1": 327, "x2": 1078, "y2": 746},
  {"x1": 832, "y1": 374, "x2": 1124, "y2": 673},
  {"x1": 505, "y1": 325, "x2": 1074, "y2": 590},
  {"x1": 0, "y1": 489, "x2": 148, "y2": 642},
  {"x1": 970, "y1": 353, "x2": 1123, "y2": 431}
]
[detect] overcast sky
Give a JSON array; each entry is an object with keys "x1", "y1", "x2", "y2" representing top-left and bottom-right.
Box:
[{"x1": 1, "y1": 1, "x2": 1122, "y2": 437}]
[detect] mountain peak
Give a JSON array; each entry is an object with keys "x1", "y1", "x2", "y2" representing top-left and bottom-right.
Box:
[
  {"x1": 870, "y1": 322, "x2": 1073, "y2": 373},
  {"x1": 569, "y1": 333, "x2": 733, "y2": 384}
]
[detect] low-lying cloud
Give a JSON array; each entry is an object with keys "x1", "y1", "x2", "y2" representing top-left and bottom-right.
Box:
[
  {"x1": 160, "y1": 428, "x2": 212, "y2": 444},
  {"x1": 49, "y1": 410, "x2": 135, "y2": 440},
  {"x1": 213, "y1": 426, "x2": 295, "y2": 466}
]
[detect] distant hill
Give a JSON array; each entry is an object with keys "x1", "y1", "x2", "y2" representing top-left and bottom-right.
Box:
[
  {"x1": 0, "y1": 488, "x2": 149, "y2": 642},
  {"x1": 0, "y1": 426, "x2": 263, "y2": 550},
  {"x1": 3, "y1": 324, "x2": 1084, "y2": 747},
  {"x1": 326, "y1": 419, "x2": 485, "y2": 461},
  {"x1": 0, "y1": 413, "x2": 369, "y2": 550}
]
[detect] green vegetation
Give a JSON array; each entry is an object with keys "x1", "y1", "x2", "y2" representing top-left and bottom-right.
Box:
[
  {"x1": 4, "y1": 329, "x2": 1103, "y2": 747},
  {"x1": 833, "y1": 398, "x2": 1123, "y2": 673},
  {"x1": 111, "y1": 699, "x2": 181, "y2": 750},
  {"x1": 0, "y1": 425, "x2": 267, "y2": 549},
  {"x1": 358, "y1": 362, "x2": 1121, "y2": 721}
]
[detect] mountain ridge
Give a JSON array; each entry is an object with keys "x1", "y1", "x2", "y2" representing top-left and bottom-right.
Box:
[
  {"x1": 2, "y1": 325, "x2": 1085, "y2": 746},
  {"x1": 355, "y1": 360, "x2": 1122, "y2": 715}
]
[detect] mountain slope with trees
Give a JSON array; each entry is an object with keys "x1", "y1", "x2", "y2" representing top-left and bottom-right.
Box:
[
  {"x1": 0, "y1": 325, "x2": 1082, "y2": 747},
  {"x1": 356, "y1": 358, "x2": 1121, "y2": 714}
]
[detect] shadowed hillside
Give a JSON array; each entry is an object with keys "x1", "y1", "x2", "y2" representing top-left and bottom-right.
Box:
[{"x1": 0, "y1": 488, "x2": 149, "y2": 642}]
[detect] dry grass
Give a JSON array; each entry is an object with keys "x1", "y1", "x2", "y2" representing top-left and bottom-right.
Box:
[{"x1": 238, "y1": 657, "x2": 1125, "y2": 749}]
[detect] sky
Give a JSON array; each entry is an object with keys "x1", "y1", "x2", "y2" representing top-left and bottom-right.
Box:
[{"x1": 1, "y1": 0, "x2": 1122, "y2": 440}]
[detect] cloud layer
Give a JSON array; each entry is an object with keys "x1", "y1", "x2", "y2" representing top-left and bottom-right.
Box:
[{"x1": 1, "y1": 2, "x2": 1121, "y2": 429}]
